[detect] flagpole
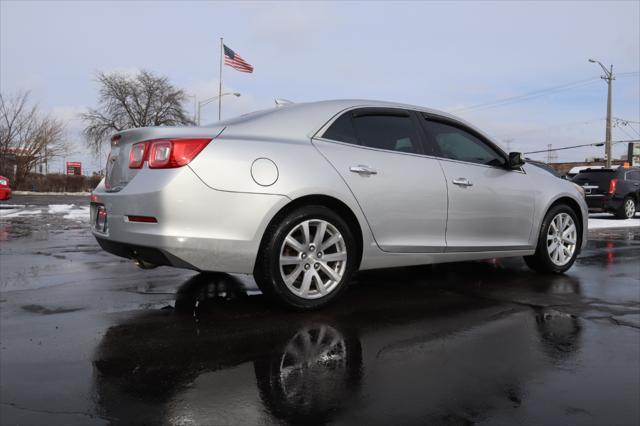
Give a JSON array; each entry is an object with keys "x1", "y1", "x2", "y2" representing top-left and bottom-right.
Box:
[{"x1": 218, "y1": 37, "x2": 223, "y2": 121}]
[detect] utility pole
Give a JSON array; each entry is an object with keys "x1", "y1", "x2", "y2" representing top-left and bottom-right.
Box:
[{"x1": 589, "y1": 59, "x2": 615, "y2": 167}]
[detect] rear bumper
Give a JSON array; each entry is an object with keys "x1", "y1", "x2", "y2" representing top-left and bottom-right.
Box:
[
  {"x1": 586, "y1": 195, "x2": 622, "y2": 212},
  {"x1": 91, "y1": 166, "x2": 289, "y2": 273},
  {"x1": 95, "y1": 237, "x2": 198, "y2": 269}
]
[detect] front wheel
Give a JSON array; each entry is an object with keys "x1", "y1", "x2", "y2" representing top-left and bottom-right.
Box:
[
  {"x1": 524, "y1": 205, "x2": 581, "y2": 274},
  {"x1": 254, "y1": 205, "x2": 357, "y2": 309}
]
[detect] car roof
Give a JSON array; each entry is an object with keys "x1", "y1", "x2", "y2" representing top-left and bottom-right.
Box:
[{"x1": 212, "y1": 99, "x2": 494, "y2": 143}]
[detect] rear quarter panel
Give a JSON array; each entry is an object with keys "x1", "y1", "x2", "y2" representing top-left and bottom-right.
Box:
[{"x1": 188, "y1": 136, "x2": 378, "y2": 257}]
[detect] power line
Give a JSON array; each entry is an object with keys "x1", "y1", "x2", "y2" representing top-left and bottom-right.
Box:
[
  {"x1": 615, "y1": 117, "x2": 640, "y2": 124},
  {"x1": 523, "y1": 139, "x2": 638, "y2": 155},
  {"x1": 613, "y1": 118, "x2": 640, "y2": 137},
  {"x1": 451, "y1": 77, "x2": 599, "y2": 113},
  {"x1": 450, "y1": 71, "x2": 639, "y2": 115},
  {"x1": 617, "y1": 71, "x2": 640, "y2": 77},
  {"x1": 501, "y1": 117, "x2": 604, "y2": 139},
  {"x1": 615, "y1": 125, "x2": 638, "y2": 140}
]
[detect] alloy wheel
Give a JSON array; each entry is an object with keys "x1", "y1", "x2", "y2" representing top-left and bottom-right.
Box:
[
  {"x1": 625, "y1": 199, "x2": 636, "y2": 218},
  {"x1": 546, "y1": 213, "x2": 577, "y2": 266},
  {"x1": 279, "y1": 219, "x2": 347, "y2": 299}
]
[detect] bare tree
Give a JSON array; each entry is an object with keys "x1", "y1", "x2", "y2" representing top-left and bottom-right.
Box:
[
  {"x1": 81, "y1": 70, "x2": 194, "y2": 154},
  {"x1": 0, "y1": 91, "x2": 68, "y2": 187}
]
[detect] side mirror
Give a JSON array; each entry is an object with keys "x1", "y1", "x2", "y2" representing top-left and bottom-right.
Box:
[{"x1": 508, "y1": 152, "x2": 525, "y2": 169}]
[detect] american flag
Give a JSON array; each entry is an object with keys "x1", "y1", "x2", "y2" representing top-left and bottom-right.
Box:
[{"x1": 223, "y1": 44, "x2": 254, "y2": 73}]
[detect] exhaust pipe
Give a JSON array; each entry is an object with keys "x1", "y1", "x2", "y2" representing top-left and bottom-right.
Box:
[{"x1": 133, "y1": 258, "x2": 158, "y2": 270}]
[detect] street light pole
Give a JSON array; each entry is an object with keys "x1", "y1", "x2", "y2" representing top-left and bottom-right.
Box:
[
  {"x1": 589, "y1": 59, "x2": 615, "y2": 167},
  {"x1": 196, "y1": 92, "x2": 241, "y2": 125}
]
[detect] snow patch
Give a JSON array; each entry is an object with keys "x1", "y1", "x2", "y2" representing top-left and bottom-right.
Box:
[
  {"x1": 588, "y1": 213, "x2": 640, "y2": 229},
  {"x1": 63, "y1": 206, "x2": 90, "y2": 221},
  {"x1": 0, "y1": 209, "x2": 43, "y2": 218},
  {"x1": 49, "y1": 204, "x2": 76, "y2": 214}
]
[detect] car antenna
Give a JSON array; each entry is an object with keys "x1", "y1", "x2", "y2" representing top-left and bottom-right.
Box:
[{"x1": 274, "y1": 98, "x2": 293, "y2": 107}]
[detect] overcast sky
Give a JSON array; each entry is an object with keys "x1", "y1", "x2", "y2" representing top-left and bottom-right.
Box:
[{"x1": 1, "y1": 0, "x2": 639, "y2": 173}]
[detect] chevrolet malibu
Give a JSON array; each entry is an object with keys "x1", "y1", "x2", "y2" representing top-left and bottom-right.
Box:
[{"x1": 91, "y1": 100, "x2": 588, "y2": 309}]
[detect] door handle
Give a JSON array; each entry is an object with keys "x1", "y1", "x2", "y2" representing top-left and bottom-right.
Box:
[
  {"x1": 350, "y1": 165, "x2": 378, "y2": 175},
  {"x1": 452, "y1": 177, "x2": 473, "y2": 187}
]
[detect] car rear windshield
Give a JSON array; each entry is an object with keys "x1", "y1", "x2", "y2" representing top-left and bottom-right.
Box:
[{"x1": 573, "y1": 170, "x2": 616, "y2": 181}]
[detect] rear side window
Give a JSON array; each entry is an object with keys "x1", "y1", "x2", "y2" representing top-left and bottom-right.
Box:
[
  {"x1": 422, "y1": 120, "x2": 505, "y2": 167},
  {"x1": 352, "y1": 114, "x2": 420, "y2": 154},
  {"x1": 322, "y1": 113, "x2": 358, "y2": 145},
  {"x1": 625, "y1": 170, "x2": 640, "y2": 181}
]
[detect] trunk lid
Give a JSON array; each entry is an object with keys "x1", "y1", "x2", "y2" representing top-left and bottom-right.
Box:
[{"x1": 104, "y1": 126, "x2": 225, "y2": 192}]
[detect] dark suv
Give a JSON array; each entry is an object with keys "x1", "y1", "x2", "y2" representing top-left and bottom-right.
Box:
[{"x1": 572, "y1": 167, "x2": 640, "y2": 219}]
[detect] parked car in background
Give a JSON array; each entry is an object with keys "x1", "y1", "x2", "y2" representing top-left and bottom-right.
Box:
[
  {"x1": 572, "y1": 167, "x2": 640, "y2": 219},
  {"x1": 0, "y1": 176, "x2": 11, "y2": 200},
  {"x1": 566, "y1": 165, "x2": 605, "y2": 180},
  {"x1": 91, "y1": 99, "x2": 588, "y2": 309}
]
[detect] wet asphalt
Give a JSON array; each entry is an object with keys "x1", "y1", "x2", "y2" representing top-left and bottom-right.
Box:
[{"x1": 0, "y1": 195, "x2": 639, "y2": 426}]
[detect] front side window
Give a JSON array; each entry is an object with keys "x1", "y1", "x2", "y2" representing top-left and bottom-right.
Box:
[
  {"x1": 423, "y1": 120, "x2": 505, "y2": 167},
  {"x1": 352, "y1": 113, "x2": 420, "y2": 154}
]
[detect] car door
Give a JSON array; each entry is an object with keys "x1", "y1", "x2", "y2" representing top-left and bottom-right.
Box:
[
  {"x1": 312, "y1": 108, "x2": 448, "y2": 252},
  {"x1": 419, "y1": 114, "x2": 535, "y2": 251}
]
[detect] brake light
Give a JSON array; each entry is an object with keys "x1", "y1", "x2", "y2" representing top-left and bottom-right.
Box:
[
  {"x1": 129, "y1": 141, "x2": 148, "y2": 169},
  {"x1": 111, "y1": 135, "x2": 121, "y2": 146},
  {"x1": 127, "y1": 138, "x2": 212, "y2": 169},
  {"x1": 609, "y1": 178, "x2": 618, "y2": 194}
]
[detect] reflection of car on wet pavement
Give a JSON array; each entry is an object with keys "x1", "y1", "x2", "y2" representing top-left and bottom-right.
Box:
[
  {"x1": 93, "y1": 270, "x2": 583, "y2": 425},
  {"x1": 91, "y1": 100, "x2": 588, "y2": 308},
  {"x1": 0, "y1": 175, "x2": 11, "y2": 200},
  {"x1": 572, "y1": 167, "x2": 640, "y2": 219}
]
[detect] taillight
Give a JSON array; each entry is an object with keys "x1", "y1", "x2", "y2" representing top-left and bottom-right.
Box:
[
  {"x1": 129, "y1": 142, "x2": 148, "y2": 169},
  {"x1": 609, "y1": 178, "x2": 618, "y2": 195},
  {"x1": 128, "y1": 138, "x2": 211, "y2": 169},
  {"x1": 149, "y1": 139, "x2": 211, "y2": 168}
]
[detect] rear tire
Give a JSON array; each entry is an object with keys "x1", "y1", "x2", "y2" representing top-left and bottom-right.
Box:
[
  {"x1": 524, "y1": 204, "x2": 581, "y2": 274},
  {"x1": 615, "y1": 196, "x2": 636, "y2": 219},
  {"x1": 254, "y1": 205, "x2": 357, "y2": 310}
]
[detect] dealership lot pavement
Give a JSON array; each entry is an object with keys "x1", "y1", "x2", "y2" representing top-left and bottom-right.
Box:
[{"x1": 1, "y1": 195, "x2": 639, "y2": 425}]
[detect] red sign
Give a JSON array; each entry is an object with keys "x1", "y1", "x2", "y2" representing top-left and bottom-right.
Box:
[{"x1": 66, "y1": 161, "x2": 82, "y2": 176}]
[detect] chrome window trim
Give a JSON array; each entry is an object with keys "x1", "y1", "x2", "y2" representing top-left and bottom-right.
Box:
[{"x1": 312, "y1": 136, "x2": 525, "y2": 174}]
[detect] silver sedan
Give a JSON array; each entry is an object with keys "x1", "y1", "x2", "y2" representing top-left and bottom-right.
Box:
[{"x1": 91, "y1": 100, "x2": 588, "y2": 309}]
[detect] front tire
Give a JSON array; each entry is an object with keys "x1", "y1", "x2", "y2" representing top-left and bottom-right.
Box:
[
  {"x1": 254, "y1": 205, "x2": 357, "y2": 309},
  {"x1": 524, "y1": 204, "x2": 581, "y2": 274}
]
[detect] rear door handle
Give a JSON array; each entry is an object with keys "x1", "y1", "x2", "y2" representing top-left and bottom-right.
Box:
[
  {"x1": 350, "y1": 165, "x2": 378, "y2": 175},
  {"x1": 452, "y1": 177, "x2": 473, "y2": 187}
]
